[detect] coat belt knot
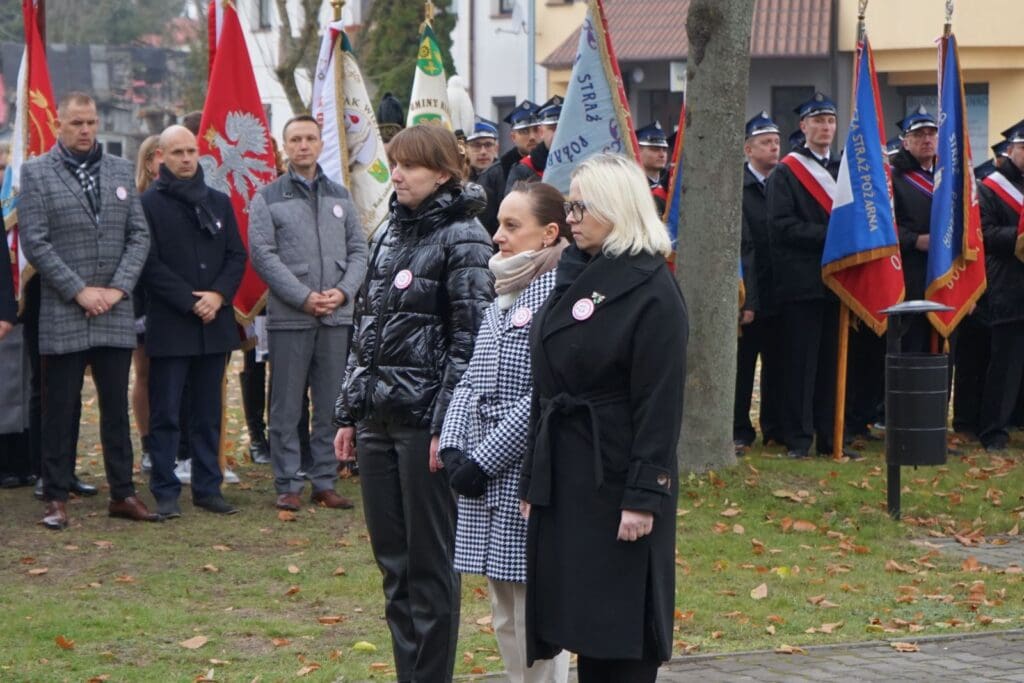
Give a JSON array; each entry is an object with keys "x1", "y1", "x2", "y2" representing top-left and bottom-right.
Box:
[{"x1": 526, "y1": 389, "x2": 628, "y2": 506}]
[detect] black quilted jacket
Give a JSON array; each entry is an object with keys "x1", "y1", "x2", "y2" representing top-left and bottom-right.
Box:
[{"x1": 334, "y1": 183, "x2": 495, "y2": 433}]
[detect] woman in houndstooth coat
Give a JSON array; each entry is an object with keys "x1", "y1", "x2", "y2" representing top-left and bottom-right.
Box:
[{"x1": 440, "y1": 182, "x2": 571, "y2": 683}]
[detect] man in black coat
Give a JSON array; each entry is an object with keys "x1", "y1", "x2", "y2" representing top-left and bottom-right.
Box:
[
  {"x1": 465, "y1": 117, "x2": 503, "y2": 236},
  {"x1": 476, "y1": 102, "x2": 538, "y2": 234},
  {"x1": 636, "y1": 121, "x2": 670, "y2": 215},
  {"x1": 0, "y1": 239, "x2": 14, "y2": 339},
  {"x1": 766, "y1": 92, "x2": 857, "y2": 459},
  {"x1": 735, "y1": 111, "x2": 783, "y2": 451},
  {"x1": 504, "y1": 96, "x2": 561, "y2": 196},
  {"x1": 976, "y1": 124, "x2": 1024, "y2": 450},
  {"x1": 891, "y1": 106, "x2": 939, "y2": 352},
  {"x1": 140, "y1": 125, "x2": 246, "y2": 518}
]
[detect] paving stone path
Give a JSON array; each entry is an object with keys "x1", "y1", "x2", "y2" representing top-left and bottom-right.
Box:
[{"x1": 475, "y1": 538, "x2": 1024, "y2": 682}]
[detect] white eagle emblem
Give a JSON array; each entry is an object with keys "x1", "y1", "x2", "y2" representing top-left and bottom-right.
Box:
[{"x1": 199, "y1": 112, "x2": 274, "y2": 205}]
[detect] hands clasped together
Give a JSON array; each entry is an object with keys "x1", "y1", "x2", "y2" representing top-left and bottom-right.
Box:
[{"x1": 302, "y1": 289, "x2": 346, "y2": 317}]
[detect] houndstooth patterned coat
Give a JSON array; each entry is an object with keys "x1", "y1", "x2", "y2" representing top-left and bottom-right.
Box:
[{"x1": 440, "y1": 269, "x2": 556, "y2": 583}]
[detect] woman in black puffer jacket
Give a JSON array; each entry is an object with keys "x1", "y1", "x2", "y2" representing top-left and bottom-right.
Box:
[{"x1": 334, "y1": 125, "x2": 494, "y2": 683}]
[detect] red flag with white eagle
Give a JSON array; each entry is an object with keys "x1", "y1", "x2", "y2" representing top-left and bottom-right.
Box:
[{"x1": 198, "y1": 0, "x2": 275, "y2": 323}]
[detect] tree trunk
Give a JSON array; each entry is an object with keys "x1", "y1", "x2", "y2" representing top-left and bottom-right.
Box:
[
  {"x1": 273, "y1": 0, "x2": 321, "y2": 115},
  {"x1": 676, "y1": 0, "x2": 755, "y2": 472}
]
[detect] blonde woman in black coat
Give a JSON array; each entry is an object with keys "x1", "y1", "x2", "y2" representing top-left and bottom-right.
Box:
[{"x1": 520, "y1": 153, "x2": 688, "y2": 682}]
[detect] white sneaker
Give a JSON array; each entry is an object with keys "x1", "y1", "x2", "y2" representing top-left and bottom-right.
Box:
[
  {"x1": 140, "y1": 452, "x2": 152, "y2": 473},
  {"x1": 173, "y1": 459, "x2": 191, "y2": 484},
  {"x1": 223, "y1": 468, "x2": 241, "y2": 485}
]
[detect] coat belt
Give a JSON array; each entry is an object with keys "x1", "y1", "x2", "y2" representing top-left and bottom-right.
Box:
[{"x1": 526, "y1": 389, "x2": 629, "y2": 506}]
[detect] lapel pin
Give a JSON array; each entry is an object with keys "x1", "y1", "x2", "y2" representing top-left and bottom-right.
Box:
[
  {"x1": 394, "y1": 269, "x2": 414, "y2": 290},
  {"x1": 511, "y1": 307, "x2": 532, "y2": 328},
  {"x1": 115, "y1": 186, "x2": 127, "y2": 201},
  {"x1": 333, "y1": 204, "x2": 344, "y2": 218},
  {"x1": 572, "y1": 298, "x2": 595, "y2": 321},
  {"x1": 591, "y1": 291, "x2": 606, "y2": 305}
]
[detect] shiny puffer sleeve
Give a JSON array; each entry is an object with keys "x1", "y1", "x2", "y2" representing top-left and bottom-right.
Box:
[{"x1": 430, "y1": 218, "x2": 495, "y2": 434}]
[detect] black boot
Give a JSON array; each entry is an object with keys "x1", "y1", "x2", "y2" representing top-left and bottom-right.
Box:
[{"x1": 239, "y1": 368, "x2": 270, "y2": 464}]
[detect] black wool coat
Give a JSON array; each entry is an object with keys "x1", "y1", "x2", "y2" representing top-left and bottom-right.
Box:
[
  {"x1": 765, "y1": 147, "x2": 840, "y2": 304},
  {"x1": 891, "y1": 149, "x2": 934, "y2": 301},
  {"x1": 470, "y1": 161, "x2": 505, "y2": 237},
  {"x1": 741, "y1": 164, "x2": 771, "y2": 314},
  {"x1": 979, "y1": 160, "x2": 1024, "y2": 325},
  {"x1": 140, "y1": 179, "x2": 246, "y2": 357},
  {"x1": 519, "y1": 249, "x2": 688, "y2": 664},
  {"x1": 0, "y1": 241, "x2": 15, "y2": 324}
]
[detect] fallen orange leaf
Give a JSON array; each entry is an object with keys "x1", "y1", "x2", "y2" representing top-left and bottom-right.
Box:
[
  {"x1": 179, "y1": 636, "x2": 208, "y2": 650},
  {"x1": 750, "y1": 583, "x2": 768, "y2": 600},
  {"x1": 55, "y1": 635, "x2": 75, "y2": 650}
]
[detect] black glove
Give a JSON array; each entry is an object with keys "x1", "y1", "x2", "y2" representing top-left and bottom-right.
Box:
[
  {"x1": 439, "y1": 447, "x2": 467, "y2": 471},
  {"x1": 449, "y1": 459, "x2": 488, "y2": 498}
]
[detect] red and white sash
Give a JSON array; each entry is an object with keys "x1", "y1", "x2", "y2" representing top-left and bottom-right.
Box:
[
  {"x1": 780, "y1": 152, "x2": 837, "y2": 215},
  {"x1": 902, "y1": 169, "x2": 934, "y2": 198},
  {"x1": 982, "y1": 171, "x2": 1023, "y2": 217}
]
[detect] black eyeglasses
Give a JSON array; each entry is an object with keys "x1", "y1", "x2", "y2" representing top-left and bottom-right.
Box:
[{"x1": 563, "y1": 200, "x2": 587, "y2": 221}]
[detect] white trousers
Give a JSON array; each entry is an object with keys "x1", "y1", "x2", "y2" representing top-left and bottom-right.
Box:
[{"x1": 488, "y1": 579, "x2": 570, "y2": 683}]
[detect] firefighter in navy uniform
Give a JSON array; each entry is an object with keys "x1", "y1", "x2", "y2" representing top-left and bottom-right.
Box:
[
  {"x1": 890, "y1": 106, "x2": 939, "y2": 353},
  {"x1": 496, "y1": 99, "x2": 538, "y2": 181},
  {"x1": 976, "y1": 123, "x2": 1024, "y2": 451},
  {"x1": 504, "y1": 96, "x2": 562, "y2": 195},
  {"x1": 953, "y1": 138, "x2": 1009, "y2": 438},
  {"x1": 465, "y1": 117, "x2": 503, "y2": 237},
  {"x1": 734, "y1": 111, "x2": 784, "y2": 452},
  {"x1": 765, "y1": 92, "x2": 859, "y2": 460},
  {"x1": 636, "y1": 121, "x2": 670, "y2": 215}
]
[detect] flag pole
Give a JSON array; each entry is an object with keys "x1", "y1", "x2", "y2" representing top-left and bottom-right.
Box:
[
  {"x1": 331, "y1": 0, "x2": 351, "y2": 189},
  {"x1": 833, "y1": 0, "x2": 870, "y2": 462}
]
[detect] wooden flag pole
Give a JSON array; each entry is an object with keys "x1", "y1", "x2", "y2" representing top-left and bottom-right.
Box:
[
  {"x1": 331, "y1": 1, "x2": 351, "y2": 188},
  {"x1": 833, "y1": 304, "x2": 851, "y2": 460},
  {"x1": 832, "y1": 0, "x2": 869, "y2": 462}
]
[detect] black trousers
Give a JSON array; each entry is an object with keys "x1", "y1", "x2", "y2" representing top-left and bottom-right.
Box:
[
  {"x1": 778, "y1": 300, "x2": 839, "y2": 453},
  {"x1": 733, "y1": 314, "x2": 783, "y2": 445},
  {"x1": 952, "y1": 315, "x2": 990, "y2": 436},
  {"x1": 356, "y1": 419, "x2": 459, "y2": 683},
  {"x1": 978, "y1": 320, "x2": 1024, "y2": 448},
  {"x1": 577, "y1": 655, "x2": 659, "y2": 682},
  {"x1": 148, "y1": 354, "x2": 227, "y2": 502},
  {"x1": 41, "y1": 347, "x2": 134, "y2": 502},
  {"x1": 846, "y1": 324, "x2": 886, "y2": 435}
]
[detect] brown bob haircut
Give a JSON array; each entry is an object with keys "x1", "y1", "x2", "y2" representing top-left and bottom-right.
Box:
[{"x1": 387, "y1": 125, "x2": 464, "y2": 187}]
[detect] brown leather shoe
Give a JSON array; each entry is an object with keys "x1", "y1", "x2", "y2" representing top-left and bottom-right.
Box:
[
  {"x1": 311, "y1": 489, "x2": 354, "y2": 510},
  {"x1": 108, "y1": 496, "x2": 160, "y2": 522},
  {"x1": 40, "y1": 501, "x2": 68, "y2": 530},
  {"x1": 276, "y1": 493, "x2": 301, "y2": 511}
]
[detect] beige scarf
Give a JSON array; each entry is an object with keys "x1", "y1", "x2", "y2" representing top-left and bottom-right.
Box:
[{"x1": 489, "y1": 238, "x2": 569, "y2": 309}]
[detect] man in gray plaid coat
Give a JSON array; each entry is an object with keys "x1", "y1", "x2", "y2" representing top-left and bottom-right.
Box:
[{"x1": 19, "y1": 92, "x2": 156, "y2": 530}]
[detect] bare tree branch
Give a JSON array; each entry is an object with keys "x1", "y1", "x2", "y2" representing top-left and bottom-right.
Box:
[{"x1": 273, "y1": 0, "x2": 321, "y2": 114}]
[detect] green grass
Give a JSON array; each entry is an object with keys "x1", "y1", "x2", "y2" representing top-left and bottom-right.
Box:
[{"x1": 1, "y1": 367, "x2": 1022, "y2": 680}]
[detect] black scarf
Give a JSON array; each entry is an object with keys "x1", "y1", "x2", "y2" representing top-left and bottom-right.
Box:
[
  {"x1": 551, "y1": 243, "x2": 592, "y2": 301},
  {"x1": 57, "y1": 141, "x2": 102, "y2": 220},
  {"x1": 153, "y1": 164, "x2": 222, "y2": 236}
]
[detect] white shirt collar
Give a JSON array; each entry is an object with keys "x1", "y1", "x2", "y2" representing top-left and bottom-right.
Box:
[{"x1": 746, "y1": 162, "x2": 767, "y2": 185}]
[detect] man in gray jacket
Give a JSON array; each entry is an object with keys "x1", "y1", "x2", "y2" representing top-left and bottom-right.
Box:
[
  {"x1": 19, "y1": 92, "x2": 155, "y2": 529},
  {"x1": 248, "y1": 115, "x2": 368, "y2": 512}
]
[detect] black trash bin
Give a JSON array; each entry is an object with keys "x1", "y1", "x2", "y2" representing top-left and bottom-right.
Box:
[
  {"x1": 880, "y1": 300, "x2": 953, "y2": 519},
  {"x1": 886, "y1": 352, "x2": 948, "y2": 466}
]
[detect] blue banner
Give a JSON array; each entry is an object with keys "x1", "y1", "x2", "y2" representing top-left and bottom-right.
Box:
[
  {"x1": 924, "y1": 33, "x2": 985, "y2": 337},
  {"x1": 821, "y1": 38, "x2": 903, "y2": 334},
  {"x1": 542, "y1": 2, "x2": 636, "y2": 193}
]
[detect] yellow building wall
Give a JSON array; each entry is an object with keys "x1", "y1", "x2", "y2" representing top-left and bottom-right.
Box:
[
  {"x1": 838, "y1": 0, "x2": 1023, "y2": 51},
  {"x1": 838, "y1": 0, "x2": 1024, "y2": 147},
  {"x1": 534, "y1": 0, "x2": 587, "y2": 97}
]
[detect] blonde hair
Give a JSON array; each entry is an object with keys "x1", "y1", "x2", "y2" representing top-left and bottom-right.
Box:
[
  {"x1": 571, "y1": 153, "x2": 672, "y2": 258},
  {"x1": 135, "y1": 135, "x2": 160, "y2": 192}
]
